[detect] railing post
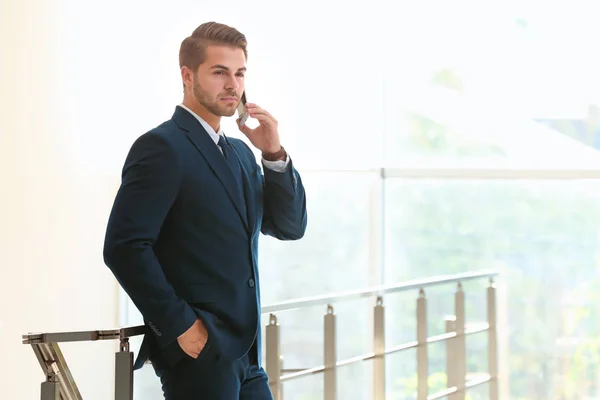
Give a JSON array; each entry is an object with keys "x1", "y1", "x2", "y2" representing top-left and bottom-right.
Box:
[
  {"x1": 488, "y1": 278, "x2": 498, "y2": 400},
  {"x1": 324, "y1": 304, "x2": 337, "y2": 400},
  {"x1": 455, "y1": 283, "x2": 466, "y2": 400},
  {"x1": 28, "y1": 340, "x2": 83, "y2": 400},
  {"x1": 373, "y1": 296, "x2": 385, "y2": 400},
  {"x1": 40, "y1": 372, "x2": 60, "y2": 400},
  {"x1": 417, "y1": 289, "x2": 428, "y2": 400},
  {"x1": 445, "y1": 316, "x2": 458, "y2": 400},
  {"x1": 114, "y1": 338, "x2": 134, "y2": 400},
  {"x1": 266, "y1": 314, "x2": 282, "y2": 400},
  {"x1": 279, "y1": 356, "x2": 285, "y2": 400}
]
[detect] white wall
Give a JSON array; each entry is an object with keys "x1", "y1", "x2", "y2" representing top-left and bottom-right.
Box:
[{"x1": 1, "y1": 1, "x2": 120, "y2": 398}]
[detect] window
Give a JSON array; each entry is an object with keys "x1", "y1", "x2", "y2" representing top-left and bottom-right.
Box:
[
  {"x1": 258, "y1": 171, "x2": 379, "y2": 303},
  {"x1": 111, "y1": 2, "x2": 600, "y2": 399},
  {"x1": 385, "y1": 179, "x2": 600, "y2": 399},
  {"x1": 257, "y1": 171, "x2": 378, "y2": 399}
]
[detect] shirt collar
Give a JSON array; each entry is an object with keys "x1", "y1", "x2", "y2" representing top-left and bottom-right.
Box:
[{"x1": 177, "y1": 103, "x2": 223, "y2": 146}]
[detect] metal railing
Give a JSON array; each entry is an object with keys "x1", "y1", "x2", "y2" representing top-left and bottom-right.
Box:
[
  {"x1": 263, "y1": 269, "x2": 500, "y2": 400},
  {"x1": 22, "y1": 326, "x2": 147, "y2": 400},
  {"x1": 22, "y1": 270, "x2": 499, "y2": 400}
]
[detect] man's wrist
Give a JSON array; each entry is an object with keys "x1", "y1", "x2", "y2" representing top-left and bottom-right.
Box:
[{"x1": 262, "y1": 146, "x2": 286, "y2": 161}]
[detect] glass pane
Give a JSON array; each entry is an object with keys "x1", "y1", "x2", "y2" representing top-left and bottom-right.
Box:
[
  {"x1": 383, "y1": 85, "x2": 600, "y2": 169},
  {"x1": 259, "y1": 171, "x2": 378, "y2": 304},
  {"x1": 385, "y1": 179, "x2": 600, "y2": 399},
  {"x1": 380, "y1": 4, "x2": 600, "y2": 168},
  {"x1": 258, "y1": 171, "x2": 378, "y2": 397},
  {"x1": 383, "y1": 281, "x2": 488, "y2": 400},
  {"x1": 262, "y1": 298, "x2": 374, "y2": 400}
]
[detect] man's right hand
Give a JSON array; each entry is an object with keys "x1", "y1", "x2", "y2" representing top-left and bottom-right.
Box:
[{"x1": 177, "y1": 319, "x2": 208, "y2": 359}]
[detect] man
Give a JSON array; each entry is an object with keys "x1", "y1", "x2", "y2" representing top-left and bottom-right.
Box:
[{"x1": 103, "y1": 21, "x2": 307, "y2": 399}]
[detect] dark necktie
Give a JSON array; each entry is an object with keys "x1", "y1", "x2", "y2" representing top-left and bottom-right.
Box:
[{"x1": 218, "y1": 135, "x2": 247, "y2": 219}]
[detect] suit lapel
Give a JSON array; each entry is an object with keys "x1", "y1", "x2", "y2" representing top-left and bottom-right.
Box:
[
  {"x1": 172, "y1": 107, "x2": 249, "y2": 232},
  {"x1": 230, "y1": 141, "x2": 256, "y2": 234}
]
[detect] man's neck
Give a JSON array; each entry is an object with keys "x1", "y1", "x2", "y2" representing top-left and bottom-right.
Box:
[{"x1": 182, "y1": 98, "x2": 221, "y2": 133}]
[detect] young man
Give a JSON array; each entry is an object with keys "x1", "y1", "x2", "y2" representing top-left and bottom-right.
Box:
[{"x1": 103, "y1": 22, "x2": 307, "y2": 399}]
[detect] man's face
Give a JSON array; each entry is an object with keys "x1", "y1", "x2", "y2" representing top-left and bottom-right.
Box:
[{"x1": 188, "y1": 45, "x2": 246, "y2": 117}]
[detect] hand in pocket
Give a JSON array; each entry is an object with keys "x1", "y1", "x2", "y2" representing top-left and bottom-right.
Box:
[{"x1": 177, "y1": 319, "x2": 208, "y2": 359}]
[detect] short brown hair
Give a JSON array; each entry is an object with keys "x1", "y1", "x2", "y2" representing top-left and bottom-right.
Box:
[{"x1": 179, "y1": 22, "x2": 248, "y2": 71}]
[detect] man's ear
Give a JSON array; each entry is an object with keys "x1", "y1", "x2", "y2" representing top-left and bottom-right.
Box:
[{"x1": 181, "y1": 66, "x2": 194, "y2": 89}]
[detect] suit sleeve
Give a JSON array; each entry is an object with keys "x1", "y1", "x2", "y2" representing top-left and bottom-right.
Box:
[
  {"x1": 260, "y1": 157, "x2": 308, "y2": 240},
  {"x1": 103, "y1": 132, "x2": 197, "y2": 349}
]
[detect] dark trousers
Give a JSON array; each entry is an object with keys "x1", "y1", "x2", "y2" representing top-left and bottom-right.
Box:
[{"x1": 151, "y1": 339, "x2": 272, "y2": 400}]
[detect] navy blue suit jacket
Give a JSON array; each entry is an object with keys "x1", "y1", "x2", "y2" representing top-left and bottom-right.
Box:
[{"x1": 103, "y1": 106, "x2": 307, "y2": 369}]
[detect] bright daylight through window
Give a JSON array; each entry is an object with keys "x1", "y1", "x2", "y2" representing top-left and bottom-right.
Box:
[{"x1": 113, "y1": 2, "x2": 600, "y2": 399}]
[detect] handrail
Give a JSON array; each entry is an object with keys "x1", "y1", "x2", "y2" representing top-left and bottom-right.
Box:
[
  {"x1": 264, "y1": 270, "x2": 501, "y2": 400},
  {"x1": 23, "y1": 325, "x2": 147, "y2": 345},
  {"x1": 23, "y1": 270, "x2": 500, "y2": 400},
  {"x1": 23, "y1": 326, "x2": 148, "y2": 400},
  {"x1": 22, "y1": 270, "x2": 498, "y2": 344},
  {"x1": 261, "y1": 269, "x2": 498, "y2": 313}
]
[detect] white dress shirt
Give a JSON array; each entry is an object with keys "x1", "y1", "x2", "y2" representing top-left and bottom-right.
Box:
[{"x1": 177, "y1": 104, "x2": 289, "y2": 173}]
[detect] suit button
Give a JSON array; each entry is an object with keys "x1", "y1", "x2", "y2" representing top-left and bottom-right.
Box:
[{"x1": 248, "y1": 279, "x2": 255, "y2": 288}]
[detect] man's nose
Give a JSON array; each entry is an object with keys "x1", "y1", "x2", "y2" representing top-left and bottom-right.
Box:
[{"x1": 225, "y1": 75, "x2": 240, "y2": 91}]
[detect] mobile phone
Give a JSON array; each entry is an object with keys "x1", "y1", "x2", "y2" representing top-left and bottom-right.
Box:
[{"x1": 237, "y1": 92, "x2": 249, "y2": 126}]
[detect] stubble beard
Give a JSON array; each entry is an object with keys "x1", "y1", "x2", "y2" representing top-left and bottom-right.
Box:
[{"x1": 192, "y1": 80, "x2": 237, "y2": 117}]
